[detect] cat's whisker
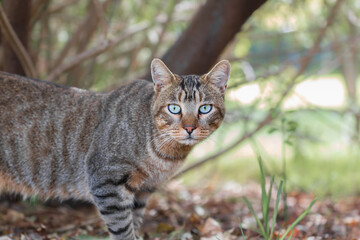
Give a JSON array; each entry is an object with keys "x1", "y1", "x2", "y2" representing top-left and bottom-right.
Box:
[
  {"x1": 149, "y1": 131, "x2": 169, "y2": 145},
  {"x1": 158, "y1": 136, "x2": 174, "y2": 151}
]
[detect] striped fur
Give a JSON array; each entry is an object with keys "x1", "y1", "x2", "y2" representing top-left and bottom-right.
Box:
[{"x1": 0, "y1": 59, "x2": 230, "y2": 239}]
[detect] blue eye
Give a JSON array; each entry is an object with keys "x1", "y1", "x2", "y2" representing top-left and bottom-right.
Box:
[
  {"x1": 199, "y1": 104, "x2": 212, "y2": 114},
  {"x1": 168, "y1": 104, "x2": 181, "y2": 114}
]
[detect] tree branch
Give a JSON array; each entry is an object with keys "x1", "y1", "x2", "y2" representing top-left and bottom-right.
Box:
[
  {"x1": 47, "y1": 22, "x2": 151, "y2": 82},
  {"x1": 0, "y1": 6, "x2": 37, "y2": 78},
  {"x1": 142, "y1": 0, "x2": 268, "y2": 80},
  {"x1": 149, "y1": 0, "x2": 179, "y2": 59},
  {"x1": 30, "y1": 0, "x2": 49, "y2": 27},
  {"x1": 50, "y1": 0, "x2": 94, "y2": 71},
  {"x1": 50, "y1": 0, "x2": 112, "y2": 73}
]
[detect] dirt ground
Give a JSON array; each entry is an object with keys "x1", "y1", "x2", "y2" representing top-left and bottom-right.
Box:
[{"x1": 0, "y1": 180, "x2": 359, "y2": 240}]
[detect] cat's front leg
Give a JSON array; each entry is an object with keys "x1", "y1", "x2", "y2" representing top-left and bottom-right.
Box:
[
  {"x1": 90, "y1": 173, "x2": 137, "y2": 240},
  {"x1": 132, "y1": 190, "x2": 155, "y2": 239}
]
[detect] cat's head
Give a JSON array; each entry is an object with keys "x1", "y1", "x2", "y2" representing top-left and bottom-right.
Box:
[{"x1": 151, "y1": 58, "x2": 230, "y2": 146}]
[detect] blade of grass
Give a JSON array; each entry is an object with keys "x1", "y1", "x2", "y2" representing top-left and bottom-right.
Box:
[
  {"x1": 250, "y1": 227, "x2": 263, "y2": 236},
  {"x1": 243, "y1": 196, "x2": 266, "y2": 237},
  {"x1": 270, "y1": 180, "x2": 283, "y2": 239},
  {"x1": 238, "y1": 218, "x2": 246, "y2": 240},
  {"x1": 279, "y1": 198, "x2": 317, "y2": 240},
  {"x1": 287, "y1": 227, "x2": 295, "y2": 240},
  {"x1": 264, "y1": 176, "x2": 274, "y2": 235},
  {"x1": 258, "y1": 157, "x2": 268, "y2": 233}
]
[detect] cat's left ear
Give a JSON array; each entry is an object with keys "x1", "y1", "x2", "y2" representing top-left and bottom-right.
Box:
[
  {"x1": 151, "y1": 58, "x2": 175, "y2": 92},
  {"x1": 205, "y1": 60, "x2": 231, "y2": 95}
]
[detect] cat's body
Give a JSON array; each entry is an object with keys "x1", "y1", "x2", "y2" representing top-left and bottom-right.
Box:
[
  {"x1": 0, "y1": 59, "x2": 230, "y2": 240},
  {"x1": 0, "y1": 72, "x2": 102, "y2": 199}
]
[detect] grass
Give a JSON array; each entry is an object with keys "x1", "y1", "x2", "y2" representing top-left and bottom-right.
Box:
[{"x1": 240, "y1": 157, "x2": 317, "y2": 240}]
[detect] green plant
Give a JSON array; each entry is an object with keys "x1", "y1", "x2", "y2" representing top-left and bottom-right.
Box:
[
  {"x1": 240, "y1": 157, "x2": 317, "y2": 240},
  {"x1": 269, "y1": 116, "x2": 299, "y2": 222}
]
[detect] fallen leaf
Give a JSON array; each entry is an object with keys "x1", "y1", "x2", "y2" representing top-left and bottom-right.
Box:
[
  {"x1": 199, "y1": 218, "x2": 222, "y2": 237},
  {"x1": 156, "y1": 222, "x2": 175, "y2": 233},
  {"x1": 189, "y1": 213, "x2": 202, "y2": 226},
  {"x1": 274, "y1": 227, "x2": 301, "y2": 239},
  {"x1": 344, "y1": 216, "x2": 360, "y2": 227},
  {"x1": 3, "y1": 209, "x2": 25, "y2": 223}
]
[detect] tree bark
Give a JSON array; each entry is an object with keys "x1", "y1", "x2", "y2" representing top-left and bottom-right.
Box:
[
  {"x1": 143, "y1": 0, "x2": 267, "y2": 80},
  {"x1": 2, "y1": 0, "x2": 32, "y2": 76}
]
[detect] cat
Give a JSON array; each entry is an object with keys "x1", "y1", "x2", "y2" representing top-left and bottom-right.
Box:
[{"x1": 0, "y1": 58, "x2": 230, "y2": 240}]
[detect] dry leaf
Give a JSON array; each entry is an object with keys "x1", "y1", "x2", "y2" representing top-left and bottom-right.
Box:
[
  {"x1": 199, "y1": 218, "x2": 222, "y2": 237},
  {"x1": 3, "y1": 209, "x2": 25, "y2": 223},
  {"x1": 189, "y1": 213, "x2": 202, "y2": 226},
  {"x1": 156, "y1": 222, "x2": 175, "y2": 233}
]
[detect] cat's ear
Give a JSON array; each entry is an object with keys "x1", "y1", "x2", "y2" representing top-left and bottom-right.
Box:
[
  {"x1": 151, "y1": 58, "x2": 175, "y2": 92},
  {"x1": 204, "y1": 60, "x2": 230, "y2": 95}
]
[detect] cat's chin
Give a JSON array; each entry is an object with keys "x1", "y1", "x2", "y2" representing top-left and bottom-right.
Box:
[{"x1": 177, "y1": 138, "x2": 200, "y2": 146}]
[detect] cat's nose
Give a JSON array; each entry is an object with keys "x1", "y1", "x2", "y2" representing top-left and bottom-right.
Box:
[{"x1": 184, "y1": 125, "x2": 196, "y2": 135}]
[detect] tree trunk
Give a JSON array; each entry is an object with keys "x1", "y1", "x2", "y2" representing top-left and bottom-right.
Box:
[
  {"x1": 142, "y1": 0, "x2": 267, "y2": 80},
  {"x1": 2, "y1": 0, "x2": 32, "y2": 76}
]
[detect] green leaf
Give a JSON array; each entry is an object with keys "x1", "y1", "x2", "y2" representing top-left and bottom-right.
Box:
[
  {"x1": 268, "y1": 127, "x2": 278, "y2": 134},
  {"x1": 284, "y1": 139, "x2": 293, "y2": 146},
  {"x1": 287, "y1": 121, "x2": 298, "y2": 132},
  {"x1": 279, "y1": 198, "x2": 317, "y2": 240}
]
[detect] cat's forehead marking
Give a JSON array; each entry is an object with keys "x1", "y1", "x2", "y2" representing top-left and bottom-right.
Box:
[{"x1": 179, "y1": 75, "x2": 201, "y2": 101}]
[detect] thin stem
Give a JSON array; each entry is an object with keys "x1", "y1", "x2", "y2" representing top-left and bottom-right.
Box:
[{"x1": 281, "y1": 118, "x2": 288, "y2": 223}]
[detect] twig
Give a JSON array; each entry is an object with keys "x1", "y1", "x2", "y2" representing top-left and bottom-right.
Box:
[
  {"x1": 47, "y1": 22, "x2": 151, "y2": 82},
  {"x1": 0, "y1": 6, "x2": 37, "y2": 78},
  {"x1": 73, "y1": 0, "x2": 113, "y2": 54},
  {"x1": 50, "y1": 0, "x2": 94, "y2": 71},
  {"x1": 50, "y1": 0, "x2": 113, "y2": 72},
  {"x1": 150, "y1": 0, "x2": 179, "y2": 59},
  {"x1": 30, "y1": 0, "x2": 49, "y2": 27},
  {"x1": 174, "y1": 0, "x2": 344, "y2": 178}
]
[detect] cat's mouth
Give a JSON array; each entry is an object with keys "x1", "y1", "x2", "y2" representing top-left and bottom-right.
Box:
[{"x1": 178, "y1": 136, "x2": 200, "y2": 145}]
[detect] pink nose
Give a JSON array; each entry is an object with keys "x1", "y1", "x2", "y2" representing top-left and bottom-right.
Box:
[{"x1": 184, "y1": 125, "x2": 196, "y2": 134}]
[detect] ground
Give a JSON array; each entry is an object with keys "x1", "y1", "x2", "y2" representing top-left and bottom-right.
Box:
[{"x1": 0, "y1": 180, "x2": 359, "y2": 240}]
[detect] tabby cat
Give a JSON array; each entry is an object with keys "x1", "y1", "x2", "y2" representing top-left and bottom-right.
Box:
[{"x1": 0, "y1": 58, "x2": 230, "y2": 240}]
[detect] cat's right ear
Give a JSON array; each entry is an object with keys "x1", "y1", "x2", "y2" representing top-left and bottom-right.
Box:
[
  {"x1": 151, "y1": 58, "x2": 175, "y2": 92},
  {"x1": 204, "y1": 60, "x2": 230, "y2": 96}
]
